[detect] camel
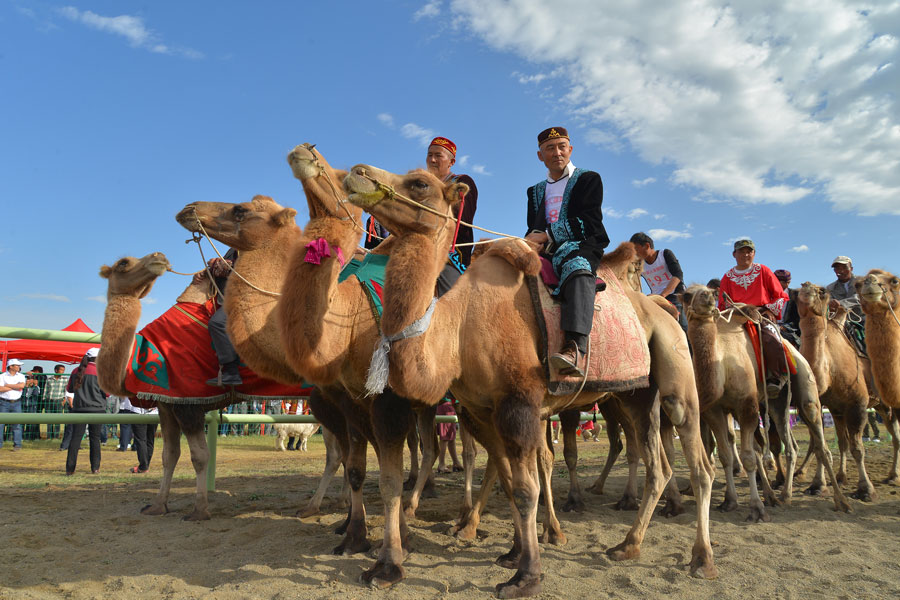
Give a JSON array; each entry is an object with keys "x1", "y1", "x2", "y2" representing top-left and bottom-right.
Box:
[
  {"x1": 174, "y1": 193, "x2": 351, "y2": 519},
  {"x1": 682, "y1": 284, "x2": 850, "y2": 521},
  {"x1": 795, "y1": 282, "x2": 877, "y2": 500},
  {"x1": 856, "y1": 270, "x2": 900, "y2": 410},
  {"x1": 343, "y1": 165, "x2": 716, "y2": 598},
  {"x1": 95, "y1": 252, "x2": 340, "y2": 520},
  {"x1": 265, "y1": 144, "x2": 440, "y2": 557}
]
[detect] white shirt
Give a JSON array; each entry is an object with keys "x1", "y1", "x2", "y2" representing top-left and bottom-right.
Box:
[
  {"x1": 0, "y1": 371, "x2": 26, "y2": 400},
  {"x1": 544, "y1": 161, "x2": 576, "y2": 225},
  {"x1": 642, "y1": 251, "x2": 675, "y2": 295}
]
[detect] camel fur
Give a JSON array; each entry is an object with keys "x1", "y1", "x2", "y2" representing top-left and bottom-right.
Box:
[{"x1": 344, "y1": 165, "x2": 717, "y2": 597}]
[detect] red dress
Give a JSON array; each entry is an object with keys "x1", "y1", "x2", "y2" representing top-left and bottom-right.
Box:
[{"x1": 436, "y1": 401, "x2": 457, "y2": 442}]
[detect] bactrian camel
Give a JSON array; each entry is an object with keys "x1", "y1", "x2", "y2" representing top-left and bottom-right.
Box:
[
  {"x1": 796, "y1": 282, "x2": 877, "y2": 500},
  {"x1": 682, "y1": 284, "x2": 850, "y2": 522},
  {"x1": 343, "y1": 165, "x2": 716, "y2": 598}
]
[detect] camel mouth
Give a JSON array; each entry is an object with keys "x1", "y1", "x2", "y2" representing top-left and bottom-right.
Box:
[
  {"x1": 343, "y1": 171, "x2": 383, "y2": 209},
  {"x1": 176, "y1": 206, "x2": 201, "y2": 231},
  {"x1": 288, "y1": 145, "x2": 319, "y2": 181}
]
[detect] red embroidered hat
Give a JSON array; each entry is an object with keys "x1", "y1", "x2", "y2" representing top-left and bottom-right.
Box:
[{"x1": 429, "y1": 137, "x2": 456, "y2": 157}]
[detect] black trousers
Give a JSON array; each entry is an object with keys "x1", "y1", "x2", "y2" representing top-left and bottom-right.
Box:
[
  {"x1": 133, "y1": 423, "x2": 158, "y2": 470},
  {"x1": 208, "y1": 304, "x2": 239, "y2": 365},
  {"x1": 559, "y1": 274, "x2": 596, "y2": 338},
  {"x1": 435, "y1": 263, "x2": 462, "y2": 298},
  {"x1": 65, "y1": 421, "x2": 102, "y2": 473}
]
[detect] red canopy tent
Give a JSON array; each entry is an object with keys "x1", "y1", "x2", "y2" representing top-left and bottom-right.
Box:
[{"x1": 1, "y1": 319, "x2": 100, "y2": 366}]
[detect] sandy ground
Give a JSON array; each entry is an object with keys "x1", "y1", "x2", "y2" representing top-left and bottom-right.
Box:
[{"x1": 1, "y1": 429, "x2": 899, "y2": 600}]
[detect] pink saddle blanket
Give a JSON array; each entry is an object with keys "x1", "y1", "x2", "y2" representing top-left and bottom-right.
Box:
[{"x1": 529, "y1": 259, "x2": 650, "y2": 395}]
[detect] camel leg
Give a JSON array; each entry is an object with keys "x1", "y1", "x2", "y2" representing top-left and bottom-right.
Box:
[
  {"x1": 405, "y1": 404, "x2": 439, "y2": 519},
  {"x1": 703, "y1": 406, "x2": 739, "y2": 512},
  {"x1": 587, "y1": 405, "x2": 623, "y2": 495},
  {"x1": 182, "y1": 422, "x2": 212, "y2": 522},
  {"x1": 451, "y1": 455, "x2": 497, "y2": 541},
  {"x1": 361, "y1": 391, "x2": 413, "y2": 589},
  {"x1": 614, "y1": 420, "x2": 642, "y2": 511},
  {"x1": 141, "y1": 402, "x2": 180, "y2": 516},
  {"x1": 662, "y1": 391, "x2": 717, "y2": 579},
  {"x1": 493, "y1": 394, "x2": 543, "y2": 600},
  {"x1": 793, "y1": 436, "x2": 815, "y2": 481},
  {"x1": 795, "y1": 373, "x2": 852, "y2": 513},
  {"x1": 607, "y1": 387, "x2": 670, "y2": 562},
  {"x1": 880, "y1": 407, "x2": 900, "y2": 484},
  {"x1": 537, "y1": 435, "x2": 566, "y2": 545},
  {"x1": 767, "y1": 393, "x2": 794, "y2": 507},
  {"x1": 403, "y1": 412, "x2": 419, "y2": 491},
  {"x1": 458, "y1": 411, "x2": 479, "y2": 508},
  {"x1": 832, "y1": 412, "x2": 849, "y2": 486},
  {"x1": 659, "y1": 423, "x2": 687, "y2": 518},
  {"x1": 846, "y1": 403, "x2": 876, "y2": 501},
  {"x1": 333, "y1": 427, "x2": 372, "y2": 555},
  {"x1": 300, "y1": 426, "x2": 344, "y2": 517},
  {"x1": 737, "y1": 405, "x2": 769, "y2": 523},
  {"x1": 558, "y1": 409, "x2": 585, "y2": 512}
]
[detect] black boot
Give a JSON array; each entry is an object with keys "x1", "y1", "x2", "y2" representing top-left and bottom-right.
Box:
[
  {"x1": 286, "y1": 437, "x2": 295, "y2": 451},
  {"x1": 207, "y1": 360, "x2": 243, "y2": 387}
]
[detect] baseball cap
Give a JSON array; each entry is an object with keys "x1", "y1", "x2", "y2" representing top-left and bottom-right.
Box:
[
  {"x1": 733, "y1": 239, "x2": 755, "y2": 251},
  {"x1": 7, "y1": 358, "x2": 24, "y2": 367},
  {"x1": 831, "y1": 256, "x2": 852, "y2": 267},
  {"x1": 85, "y1": 347, "x2": 100, "y2": 358}
]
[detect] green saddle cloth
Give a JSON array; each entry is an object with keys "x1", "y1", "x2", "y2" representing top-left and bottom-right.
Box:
[{"x1": 339, "y1": 253, "x2": 388, "y2": 320}]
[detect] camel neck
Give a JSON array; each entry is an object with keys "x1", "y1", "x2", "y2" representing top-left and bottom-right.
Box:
[
  {"x1": 381, "y1": 233, "x2": 445, "y2": 336},
  {"x1": 96, "y1": 295, "x2": 143, "y2": 397}
]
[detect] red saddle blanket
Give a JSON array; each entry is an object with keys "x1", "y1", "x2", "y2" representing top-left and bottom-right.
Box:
[
  {"x1": 124, "y1": 299, "x2": 312, "y2": 408},
  {"x1": 528, "y1": 259, "x2": 651, "y2": 395}
]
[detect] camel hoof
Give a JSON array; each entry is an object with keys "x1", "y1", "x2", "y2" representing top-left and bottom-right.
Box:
[
  {"x1": 495, "y1": 549, "x2": 520, "y2": 570},
  {"x1": 606, "y1": 541, "x2": 640, "y2": 561},
  {"x1": 333, "y1": 537, "x2": 372, "y2": 556},
  {"x1": 539, "y1": 528, "x2": 567, "y2": 546},
  {"x1": 764, "y1": 494, "x2": 782, "y2": 508},
  {"x1": 140, "y1": 503, "x2": 168, "y2": 516},
  {"x1": 296, "y1": 506, "x2": 319, "y2": 519},
  {"x1": 881, "y1": 475, "x2": 900, "y2": 485},
  {"x1": 451, "y1": 522, "x2": 478, "y2": 541},
  {"x1": 561, "y1": 498, "x2": 585, "y2": 513},
  {"x1": 495, "y1": 573, "x2": 542, "y2": 599},
  {"x1": 658, "y1": 500, "x2": 686, "y2": 518},
  {"x1": 771, "y1": 477, "x2": 785, "y2": 490},
  {"x1": 716, "y1": 499, "x2": 737, "y2": 513},
  {"x1": 421, "y1": 483, "x2": 438, "y2": 499},
  {"x1": 850, "y1": 489, "x2": 874, "y2": 502},
  {"x1": 403, "y1": 506, "x2": 417, "y2": 520},
  {"x1": 679, "y1": 484, "x2": 695, "y2": 497},
  {"x1": 182, "y1": 510, "x2": 211, "y2": 522},
  {"x1": 834, "y1": 498, "x2": 853, "y2": 514},
  {"x1": 804, "y1": 484, "x2": 825, "y2": 496},
  {"x1": 360, "y1": 560, "x2": 405, "y2": 589},
  {"x1": 745, "y1": 506, "x2": 771, "y2": 523},
  {"x1": 586, "y1": 485, "x2": 604, "y2": 496},
  {"x1": 614, "y1": 496, "x2": 639, "y2": 511},
  {"x1": 689, "y1": 552, "x2": 718, "y2": 579},
  {"x1": 402, "y1": 477, "x2": 416, "y2": 491}
]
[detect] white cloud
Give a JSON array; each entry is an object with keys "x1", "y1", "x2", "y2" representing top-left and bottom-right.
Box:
[
  {"x1": 414, "y1": 1, "x2": 442, "y2": 21},
  {"x1": 400, "y1": 122, "x2": 436, "y2": 146},
  {"x1": 19, "y1": 293, "x2": 70, "y2": 303},
  {"x1": 449, "y1": 1, "x2": 900, "y2": 214},
  {"x1": 789, "y1": 244, "x2": 810, "y2": 253},
  {"x1": 471, "y1": 164, "x2": 491, "y2": 176},
  {"x1": 723, "y1": 235, "x2": 753, "y2": 246},
  {"x1": 86, "y1": 296, "x2": 106, "y2": 303},
  {"x1": 58, "y1": 7, "x2": 202, "y2": 58},
  {"x1": 653, "y1": 213, "x2": 665, "y2": 220},
  {"x1": 377, "y1": 113, "x2": 395, "y2": 128},
  {"x1": 605, "y1": 207, "x2": 623, "y2": 218},
  {"x1": 627, "y1": 208, "x2": 648, "y2": 219},
  {"x1": 648, "y1": 228, "x2": 692, "y2": 241},
  {"x1": 513, "y1": 71, "x2": 548, "y2": 84},
  {"x1": 632, "y1": 177, "x2": 656, "y2": 188},
  {"x1": 457, "y1": 154, "x2": 470, "y2": 166},
  {"x1": 143, "y1": 297, "x2": 159, "y2": 305}
]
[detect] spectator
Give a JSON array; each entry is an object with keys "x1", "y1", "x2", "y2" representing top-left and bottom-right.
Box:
[
  {"x1": 826, "y1": 256, "x2": 862, "y2": 319},
  {"x1": 42, "y1": 365, "x2": 68, "y2": 440},
  {"x1": 706, "y1": 278, "x2": 721, "y2": 297},
  {"x1": 630, "y1": 232, "x2": 688, "y2": 332},
  {"x1": 436, "y1": 398, "x2": 463, "y2": 473},
  {"x1": 22, "y1": 366, "x2": 44, "y2": 441},
  {"x1": 65, "y1": 348, "x2": 107, "y2": 475},
  {"x1": 0, "y1": 358, "x2": 27, "y2": 450},
  {"x1": 774, "y1": 269, "x2": 801, "y2": 348},
  {"x1": 59, "y1": 390, "x2": 75, "y2": 451},
  {"x1": 129, "y1": 405, "x2": 159, "y2": 473},
  {"x1": 114, "y1": 395, "x2": 135, "y2": 451}
]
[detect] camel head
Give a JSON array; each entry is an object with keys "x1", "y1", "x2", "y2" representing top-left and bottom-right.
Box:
[
  {"x1": 682, "y1": 284, "x2": 717, "y2": 319},
  {"x1": 99, "y1": 252, "x2": 170, "y2": 299},
  {"x1": 796, "y1": 282, "x2": 829, "y2": 318},
  {"x1": 175, "y1": 195, "x2": 297, "y2": 251},
  {"x1": 343, "y1": 164, "x2": 469, "y2": 242},
  {"x1": 856, "y1": 269, "x2": 900, "y2": 315},
  {"x1": 286, "y1": 144, "x2": 357, "y2": 222}
]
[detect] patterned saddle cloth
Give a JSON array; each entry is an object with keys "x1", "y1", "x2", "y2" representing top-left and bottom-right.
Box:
[
  {"x1": 528, "y1": 258, "x2": 651, "y2": 396},
  {"x1": 125, "y1": 299, "x2": 313, "y2": 408},
  {"x1": 339, "y1": 252, "x2": 388, "y2": 322}
]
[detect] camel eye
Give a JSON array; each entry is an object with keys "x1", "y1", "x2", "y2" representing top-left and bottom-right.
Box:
[
  {"x1": 410, "y1": 179, "x2": 429, "y2": 191},
  {"x1": 892, "y1": 277, "x2": 900, "y2": 287},
  {"x1": 232, "y1": 206, "x2": 247, "y2": 221}
]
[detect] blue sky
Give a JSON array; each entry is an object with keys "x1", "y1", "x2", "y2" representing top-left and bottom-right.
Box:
[{"x1": 2, "y1": 1, "x2": 898, "y2": 358}]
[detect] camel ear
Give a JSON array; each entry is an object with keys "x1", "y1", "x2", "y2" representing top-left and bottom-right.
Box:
[
  {"x1": 274, "y1": 207, "x2": 297, "y2": 227},
  {"x1": 445, "y1": 183, "x2": 468, "y2": 207},
  {"x1": 99, "y1": 265, "x2": 112, "y2": 279}
]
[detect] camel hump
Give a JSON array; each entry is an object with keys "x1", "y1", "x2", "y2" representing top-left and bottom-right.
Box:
[
  {"x1": 648, "y1": 295, "x2": 679, "y2": 320},
  {"x1": 599, "y1": 242, "x2": 637, "y2": 281},
  {"x1": 477, "y1": 238, "x2": 541, "y2": 276}
]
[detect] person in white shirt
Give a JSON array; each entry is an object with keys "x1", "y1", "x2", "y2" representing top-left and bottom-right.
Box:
[{"x1": 0, "y1": 358, "x2": 28, "y2": 450}]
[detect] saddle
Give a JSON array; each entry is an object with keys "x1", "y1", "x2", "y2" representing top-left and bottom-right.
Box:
[{"x1": 529, "y1": 258, "x2": 650, "y2": 395}]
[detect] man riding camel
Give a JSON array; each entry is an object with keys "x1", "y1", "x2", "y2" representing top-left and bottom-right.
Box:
[{"x1": 525, "y1": 127, "x2": 609, "y2": 377}]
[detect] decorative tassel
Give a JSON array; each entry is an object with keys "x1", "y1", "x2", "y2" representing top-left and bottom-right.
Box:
[{"x1": 364, "y1": 298, "x2": 438, "y2": 396}]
